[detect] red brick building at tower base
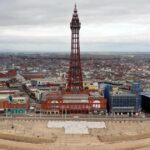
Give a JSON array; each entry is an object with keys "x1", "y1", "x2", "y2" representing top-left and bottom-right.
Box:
[{"x1": 41, "y1": 92, "x2": 106, "y2": 114}]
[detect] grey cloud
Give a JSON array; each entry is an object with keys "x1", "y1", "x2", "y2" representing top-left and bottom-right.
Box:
[
  {"x1": 0, "y1": 0, "x2": 150, "y2": 26},
  {"x1": 0, "y1": 0, "x2": 150, "y2": 52}
]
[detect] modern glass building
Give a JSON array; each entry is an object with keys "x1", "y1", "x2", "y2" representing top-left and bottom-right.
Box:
[{"x1": 111, "y1": 94, "x2": 141, "y2": 114}]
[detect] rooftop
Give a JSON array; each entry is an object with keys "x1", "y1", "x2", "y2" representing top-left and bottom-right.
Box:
[{"x1": 141, "y1": 92, "x2": 150, "y2": 98}]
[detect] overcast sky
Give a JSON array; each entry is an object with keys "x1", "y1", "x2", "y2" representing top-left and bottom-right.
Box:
[{"x1": 0, "y1": 0, "x2": 150, "y2": 52}]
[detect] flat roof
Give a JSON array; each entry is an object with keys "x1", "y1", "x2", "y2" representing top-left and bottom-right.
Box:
[
  {"x1": 141, "y1": 92, "x2": 150, "y2": 98},
  {"x1": 0, "y1": 95, "x2": 8, "y2": 100},
  {"x1": 0, "y1": 90, "x2": 19, "y2": 92},
  {"x1": 0, "y1": 78, "x2": 11, "y2": 81},
  {"x1": 63, "y1": 94, "x2": 89, "y2": 100},
  {"x1": 112, "y1": 94, "x2": 136, "y2": 97},
  {"x1": 63, "y1": 94, "x2": 88, "y2": 97},
  {"x1": 63, "y1": 99, "x2": 88, "y2": 103}
]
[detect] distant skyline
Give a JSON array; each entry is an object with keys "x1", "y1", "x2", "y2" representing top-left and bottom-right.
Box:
[{"x1": 0, "y1": 0, "x2": 150, "y2": 52}]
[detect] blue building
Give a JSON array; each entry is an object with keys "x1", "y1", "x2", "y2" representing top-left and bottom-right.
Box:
[
  {"x1": 103, "y1": 82, "x2": 142, "y2": 115},
  {"x1": 104, "y1": 84, "x2": 112, "y2": 113},
  {"x1": 111, "y1": 94, "x2": 141, "y2": 114}
]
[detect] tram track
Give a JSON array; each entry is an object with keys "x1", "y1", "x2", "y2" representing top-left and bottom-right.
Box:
[{"x1": 0, "y1": 115, "x2": 149, "y2": 122}]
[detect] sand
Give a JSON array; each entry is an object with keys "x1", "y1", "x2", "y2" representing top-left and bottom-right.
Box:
[{"x1": 0, "y1": 120, "x2": 150, "y2": 150}]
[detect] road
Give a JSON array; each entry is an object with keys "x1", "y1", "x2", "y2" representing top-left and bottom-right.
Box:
[{"x1": 0, "y1": 114, "x2": 149, "y2": 121}]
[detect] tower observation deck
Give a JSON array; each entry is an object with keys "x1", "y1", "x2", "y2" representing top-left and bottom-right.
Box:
[{"x1": 67, "y1": 4, "x2": 83, "y2": 92}]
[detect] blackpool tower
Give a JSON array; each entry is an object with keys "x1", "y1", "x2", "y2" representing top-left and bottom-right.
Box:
[{"x1": 67, "y1": 4, "x2": 83, "y2": 92}]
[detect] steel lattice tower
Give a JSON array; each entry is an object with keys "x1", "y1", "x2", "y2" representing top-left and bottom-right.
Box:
[{"x1": 67, "y1": 4, "x2": 83, "y2": 92}]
